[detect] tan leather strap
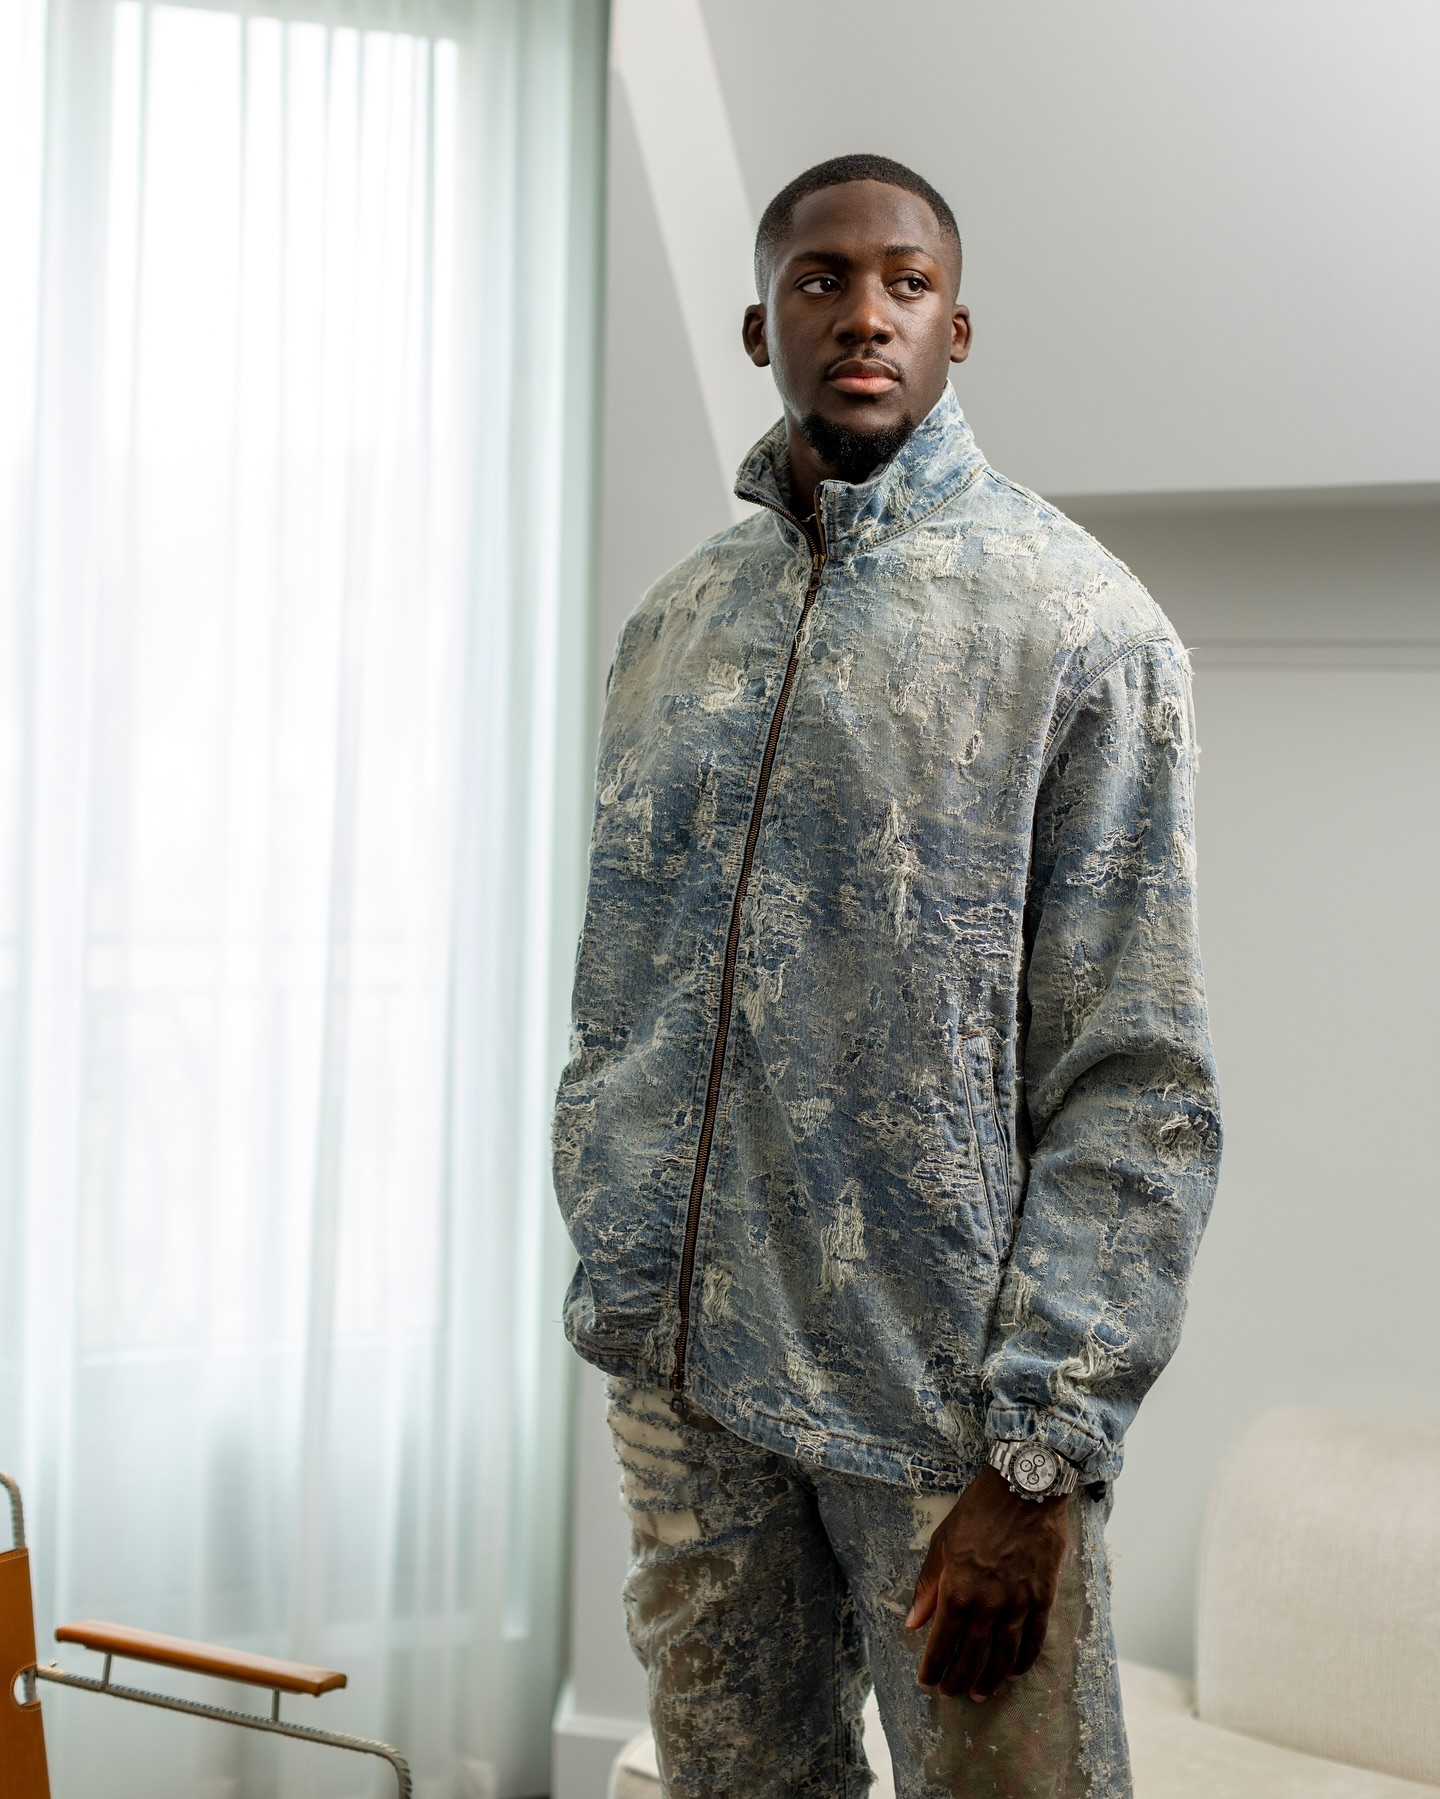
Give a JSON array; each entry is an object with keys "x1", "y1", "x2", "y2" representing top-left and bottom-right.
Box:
[{"x1": 54, "y1": 1619, "x2": 346, "y2": 1697}]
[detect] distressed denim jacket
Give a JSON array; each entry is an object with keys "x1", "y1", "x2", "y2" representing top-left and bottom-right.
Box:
[{"x1": 554, "y1": 386, "x2": 1220, "y2": 1489}]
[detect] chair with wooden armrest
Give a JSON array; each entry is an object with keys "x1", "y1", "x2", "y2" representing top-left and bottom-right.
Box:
[{"x1": 2, "y1": 1472, "x2": 411, "y2": 1798}]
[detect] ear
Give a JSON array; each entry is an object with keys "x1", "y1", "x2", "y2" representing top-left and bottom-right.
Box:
[
  {"x1": 950, "y1": 303, "x2": 972, "y2": 365},
  {"x1": 743, "y1": 304, "x2": 770, "y2": 368}
]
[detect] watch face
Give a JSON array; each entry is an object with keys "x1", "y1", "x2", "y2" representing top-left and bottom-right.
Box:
[{"x1": 1011, "y1": 1446, "x2": 1060, "y2": 1494}]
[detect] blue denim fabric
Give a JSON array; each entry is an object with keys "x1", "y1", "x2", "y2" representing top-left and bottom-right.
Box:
[
  {"x1": 609, "y1": 1379, "x2": 1131, "y2": 1799},
  {"x1": 555, "y1": 387, "x2": 1220, "y2": 1487}
]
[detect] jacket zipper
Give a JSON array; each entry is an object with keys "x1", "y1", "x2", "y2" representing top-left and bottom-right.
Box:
[{"x1": 672, "y1": 506, "x2": 827, "y2": 1393}]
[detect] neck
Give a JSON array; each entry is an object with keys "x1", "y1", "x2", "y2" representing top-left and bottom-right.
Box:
[
  {"x1": 784, "y1": 406, "x2": 922, "y2": 524},
  {"x1": 782, "y1": 419, "x2": 832, "y2": 526}
]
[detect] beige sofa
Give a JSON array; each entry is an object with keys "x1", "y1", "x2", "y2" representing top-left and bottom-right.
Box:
[{"x1": 610, "y1": 1410, "x2": 1440, "y2": 1797}]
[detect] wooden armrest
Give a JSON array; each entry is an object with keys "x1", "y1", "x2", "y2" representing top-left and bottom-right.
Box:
[{"x1": 54, "y1": 1620, "x2": 347, "y2": 1696}]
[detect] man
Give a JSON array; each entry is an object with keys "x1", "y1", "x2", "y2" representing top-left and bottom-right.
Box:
[{"x1": 554, "y1": 153, "x2": 1220, "y2": 1798}]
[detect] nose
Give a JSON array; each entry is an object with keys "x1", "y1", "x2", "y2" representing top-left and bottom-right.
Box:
[{"x1": 834, "y1": 274, "x2": 895, "y2": 345}]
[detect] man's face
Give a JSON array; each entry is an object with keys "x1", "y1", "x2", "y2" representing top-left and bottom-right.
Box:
[{"x1": 743, "y1": 180, "x2": 970, "y2": 454}]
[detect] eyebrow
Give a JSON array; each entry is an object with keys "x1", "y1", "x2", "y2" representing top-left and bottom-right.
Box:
[{"x1": 789, "y1": 244, "x2": 941, "y2": 267}]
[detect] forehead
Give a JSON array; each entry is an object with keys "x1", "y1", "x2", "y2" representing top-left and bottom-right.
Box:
[{"x1": 780, "y1": 180, "x2": 949, "y2": 264}]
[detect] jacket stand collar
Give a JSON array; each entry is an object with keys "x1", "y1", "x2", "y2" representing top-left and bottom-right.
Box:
[{"x1": 732, "y1": 384, "x2": 987, "y2": 557}]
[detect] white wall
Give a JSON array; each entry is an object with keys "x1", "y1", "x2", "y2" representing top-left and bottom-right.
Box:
[
  {"x1": 591, "y1": 76, "x2": 731, "y2": 715},
  {"x1": 556, "y1": 9, "x2": 1440, "y2": 1791}
]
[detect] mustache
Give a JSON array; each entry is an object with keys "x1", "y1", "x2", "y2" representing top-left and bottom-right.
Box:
[{"x1": 824, "y1": 351, "x2": 904, "y2": 381}]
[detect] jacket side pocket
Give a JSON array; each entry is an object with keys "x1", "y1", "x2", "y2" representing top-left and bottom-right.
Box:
[{"x1": 957, "y1": 1032, "x2": 1014, "y2": 1259}]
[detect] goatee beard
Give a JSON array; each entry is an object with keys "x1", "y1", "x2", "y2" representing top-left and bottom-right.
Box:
[{"x1": 798, "y1": 410, "x2": 917, "y2": 487}]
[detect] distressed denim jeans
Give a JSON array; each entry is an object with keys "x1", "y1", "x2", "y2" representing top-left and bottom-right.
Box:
[{"x1": 609, "y1": 1380, "x2": 1132, "y2": 1799}]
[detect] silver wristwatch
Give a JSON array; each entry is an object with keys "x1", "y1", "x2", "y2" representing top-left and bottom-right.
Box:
[{"x1": 989, "y1": 1440, "x2": 1079, "y2": 1502}]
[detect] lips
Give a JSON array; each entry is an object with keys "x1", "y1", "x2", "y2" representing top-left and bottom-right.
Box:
[{"x1": 826, "y1": 357, "x2": 901, "y2": 395}]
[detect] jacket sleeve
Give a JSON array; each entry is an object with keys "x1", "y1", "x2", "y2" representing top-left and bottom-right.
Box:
[{"x1": 982, "y1": 633, "x2": 1221, "y2": 1482}]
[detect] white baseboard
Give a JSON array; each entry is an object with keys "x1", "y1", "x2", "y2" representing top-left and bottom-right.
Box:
[{"x1": 551, "y1": 1680, "x2": 646, "y2": 1799}]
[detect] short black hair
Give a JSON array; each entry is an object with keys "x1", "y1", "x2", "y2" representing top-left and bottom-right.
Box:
[{"x1": 754, "y1": 153, "x2": 962, "y2": 297}]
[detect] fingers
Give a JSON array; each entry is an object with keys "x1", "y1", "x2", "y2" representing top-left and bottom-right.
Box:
[
  {"x1": 936, "y1": 1612, "x2": 992, "y2": 1699},
  {"x1": 916, "y1": 1595, "x2": 967, "y2": 1689},
  {"x1": 906, "y1": 1581, "x2": 937, "y2": 1632},
  {"x1": 970, "y1": 1609, "x2": 1025, "y2": 1700},
  {"x1": 1013, "y1": 1601, "x2": 1051, "y2": 1678},
  {"x1": 918, "y1": 1603, "x2": 1049, "y2": 1702},
  {"x1": 905, "y1": 1542, "x2": 942, "y2": 1631}
]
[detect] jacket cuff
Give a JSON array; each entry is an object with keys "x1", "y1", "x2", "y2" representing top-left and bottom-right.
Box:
[{"x1": 983, "y1": 1403, "x2": 1122, "y2": 1484}]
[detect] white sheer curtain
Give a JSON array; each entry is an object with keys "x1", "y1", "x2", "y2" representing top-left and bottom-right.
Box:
[{"x1": 0, "y1": 0, "x2": 605, "y2": 1792}]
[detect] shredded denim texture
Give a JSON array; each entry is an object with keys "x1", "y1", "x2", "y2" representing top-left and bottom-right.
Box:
[
  {"x1": 555, "y1": 387, "x2": 1221, "y2": 1488},
  {"x1": 609, "y1": 1379, "x2": 1131, "y2": 1799}
]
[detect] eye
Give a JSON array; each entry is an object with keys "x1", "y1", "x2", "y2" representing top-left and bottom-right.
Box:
[
  {"x1": 797, "y1": 274, "x2": 841, "y2": 295},
  {"x1": 890, "y1": 275, "x2": 929, "y2": 297}
]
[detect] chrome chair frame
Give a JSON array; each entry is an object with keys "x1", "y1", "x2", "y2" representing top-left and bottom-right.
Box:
[{"x1": 3, "y1": 1472, "x2": 412, "y2": 1798}]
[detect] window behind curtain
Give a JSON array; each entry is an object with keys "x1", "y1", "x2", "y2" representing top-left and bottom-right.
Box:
[{"x1": 0, "y1": 0, "x2": 606, "y2": 1792}]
